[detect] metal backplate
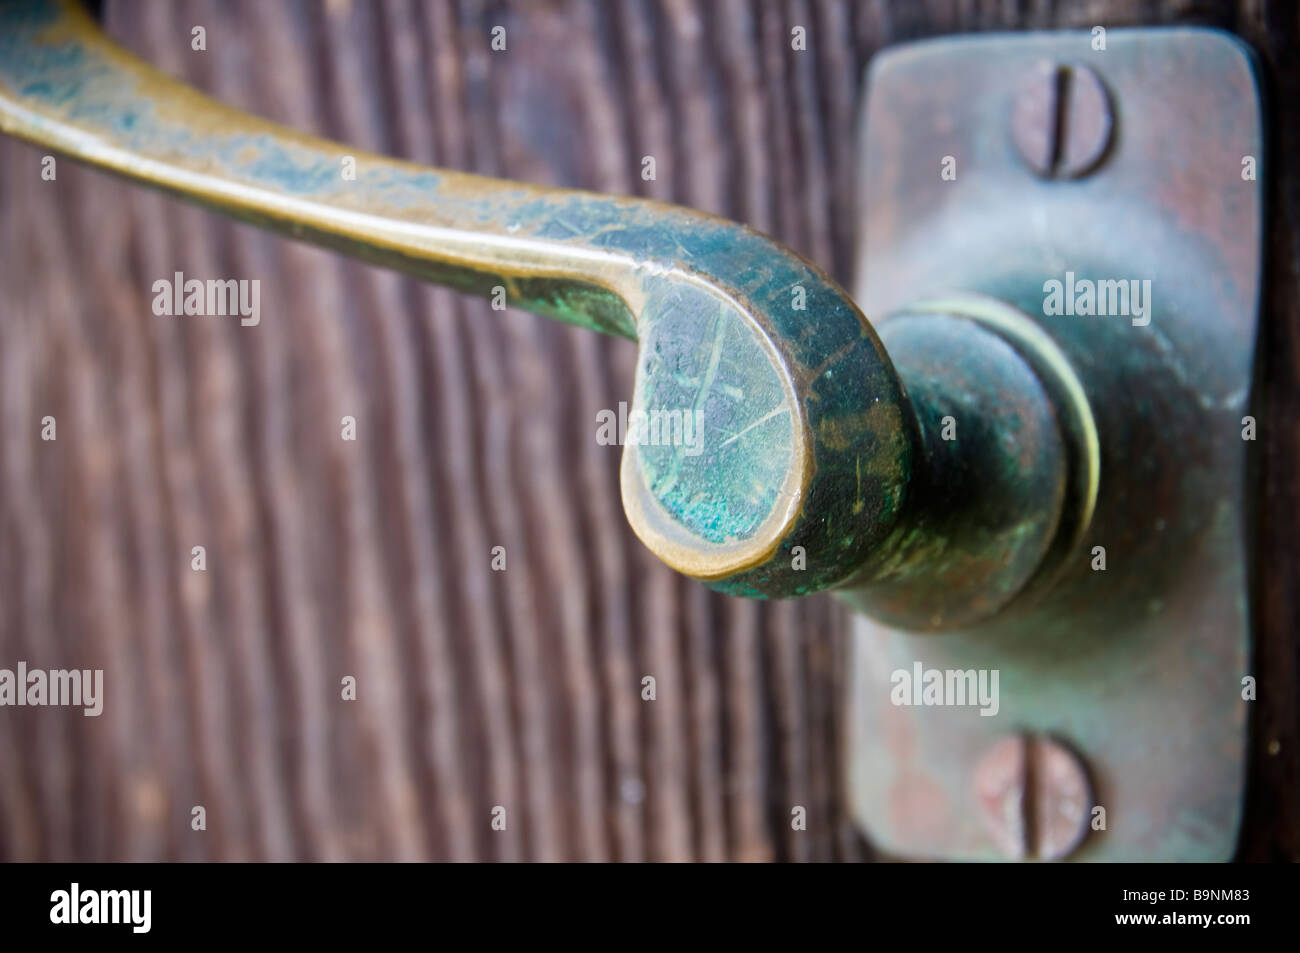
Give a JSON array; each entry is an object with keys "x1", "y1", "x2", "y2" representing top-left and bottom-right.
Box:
[{"x1": 850, "y1": 29, "x2": 1262, "y2": 861}]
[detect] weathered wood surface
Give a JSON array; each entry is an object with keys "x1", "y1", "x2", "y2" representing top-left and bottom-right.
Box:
[{"x1": 0, "y1": 0, "x2": 1295, "y2": 861}]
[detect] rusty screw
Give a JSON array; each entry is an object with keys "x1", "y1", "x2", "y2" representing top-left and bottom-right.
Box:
[
  {"x1": 973, "y1": 734, "x2": 1092, "y2": 861},
  {"x1": 1012, "y1": 62, "x2": 1114, "y2": 179}
]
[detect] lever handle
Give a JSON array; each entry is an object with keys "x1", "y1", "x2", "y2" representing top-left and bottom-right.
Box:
[{"x1": 0, "y1": 0, "x2": 918, "y2": 599}]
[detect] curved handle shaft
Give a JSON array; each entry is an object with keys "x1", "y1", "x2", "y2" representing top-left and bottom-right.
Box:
[
  {"x1": 0, "y1": 0, "x2": 917, "y2": 598},
  {"x1": 3, "y1": 0, "x2": 658, "y2": 337}
]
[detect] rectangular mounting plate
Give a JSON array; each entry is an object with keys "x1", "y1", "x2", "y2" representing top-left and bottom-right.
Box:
[{"x1": 849, "y1": 29, "x2": 1262, "y2": 861}]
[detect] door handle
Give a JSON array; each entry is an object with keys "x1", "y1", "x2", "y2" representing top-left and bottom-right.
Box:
[
  {"x1": 1, "y1": 0, "x2": 927, "y2": 602},
  {"x1": 0, "y1": 0, "x2": 1098, "y2": 625}
]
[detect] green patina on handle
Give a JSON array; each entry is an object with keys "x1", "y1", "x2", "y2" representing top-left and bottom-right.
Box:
[{"x1": 0, "y1": 0, "x2": 920, "y2": 598}]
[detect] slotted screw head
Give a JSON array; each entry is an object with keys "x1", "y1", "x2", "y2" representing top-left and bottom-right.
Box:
[
  {"x1": 1012, "y1": 61, "x2": 1114, "y2": 179},
  {"x1": 973, "y1": 734, "x2": 1092, "y2": 861}
]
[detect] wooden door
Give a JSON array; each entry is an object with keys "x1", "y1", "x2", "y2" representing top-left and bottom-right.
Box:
[{"x1": 0, "y1": 0, "x2": 1294, "y2": 861}]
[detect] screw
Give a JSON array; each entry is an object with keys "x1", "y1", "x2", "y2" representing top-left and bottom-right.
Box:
[
  {"x1": 973, "y1": 734, "x2": 1092, "y2": 861},
  {"x1": 1012, "y1": 62, "x2": 1113, "y2": 179}
]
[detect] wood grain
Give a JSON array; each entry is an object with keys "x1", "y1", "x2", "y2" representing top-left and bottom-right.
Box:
[{"x1": 0, "y1": 0, "x2": 1294, "y2": 861}]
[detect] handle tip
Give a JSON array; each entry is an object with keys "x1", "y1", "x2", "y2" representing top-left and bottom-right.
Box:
[{"x1": 618, "y1": 271, "x2": 915, "y2": 598}]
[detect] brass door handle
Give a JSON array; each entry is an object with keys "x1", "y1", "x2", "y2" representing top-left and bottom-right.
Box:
[
  {"x1": 1, "y1": 0, "x2": 932, "y2": 602},
  {"x1": 0, "y1": 2, "x2": 1131, "y2": 635}
]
